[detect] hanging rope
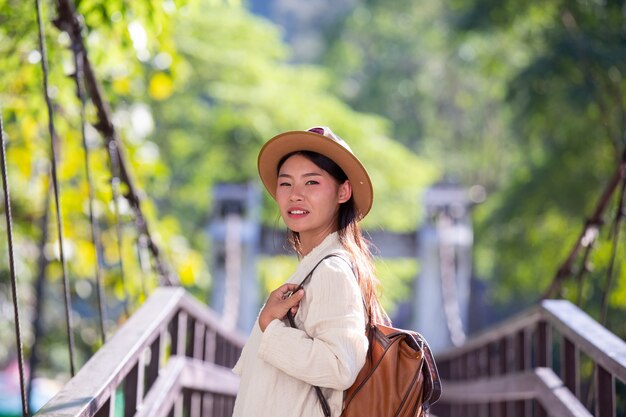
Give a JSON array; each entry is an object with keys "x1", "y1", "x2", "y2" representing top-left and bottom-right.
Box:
[
  {"x1": 53, "y1": 0, "x2": 178, "y2": 286},
  {"x1": 437, "y1": 212, "x2": 467, "y2": 347},
  {"x1": 1, "y1": 108, "x2": 30, "y2": 417},
  {"x1": 543, "y1": 146, "x2": 626, "y2": 299},
  {"x1": 599, "y1": 176, "x2": 626, "y2": 325},
  {"x1": 107, "y1": 141, "x2": 131, "y2": 316},
  {"x1": 35, "y1": 0, "x2": 76, "y2": 376},
  {"x1": 136, "y1": 233, "x2": 150, "y2": 298},
  {"x1": 72, "y1": 38, "x2": 107, "y2": 343},
  {"x1": 574, "y1": 235, "x2": 595, "y2": 306},
  {"x1": 578, "y1": 176, "x2": 626, "y2": 415}
]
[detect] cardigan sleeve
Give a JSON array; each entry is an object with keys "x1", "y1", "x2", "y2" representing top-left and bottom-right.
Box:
[{"x1": 257, "y1": 257, "x2": 368, "y2": 390}]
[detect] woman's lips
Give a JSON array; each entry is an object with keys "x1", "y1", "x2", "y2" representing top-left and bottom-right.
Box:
[{"x1": 287, "y1": 208, "x2": 309, "y2": 218}]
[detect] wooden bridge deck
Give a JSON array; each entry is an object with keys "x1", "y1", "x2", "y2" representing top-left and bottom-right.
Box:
[
  {"x1": 33, "y1": 288, "x2": 626, "y2": 417},
  {"x1": 34, "y1": 287, "x2": 244, "y2": 417},
  {"x1": 435, "y1": 300, "x2": 626, "y2": 417}
]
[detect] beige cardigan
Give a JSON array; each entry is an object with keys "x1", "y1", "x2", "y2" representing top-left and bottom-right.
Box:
[{"x1": 232, "y1": 232, "x2": 368, "y2": 417}]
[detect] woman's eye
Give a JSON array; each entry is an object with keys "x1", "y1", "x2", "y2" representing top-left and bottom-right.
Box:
[
  {"x1": 305, "y1": 180, "x2": 319, "y2": 185},
  {"x1": 278, "y1": 182, "x2": 291, "y2": 187}
]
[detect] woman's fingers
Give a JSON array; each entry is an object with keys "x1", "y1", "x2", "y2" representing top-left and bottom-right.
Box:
[
  {"x1": 258, "y1": 285, "x2": 304, "y2": 332},
  {"x1": 283, "y1": 288, "x2": 304, "y2": 305},
  {"x1": 275, "y1": 283, "x2": 301, "y2": 299},
  {"x1": 280, "y1": 287, "x2": 304, "y2": 318}
]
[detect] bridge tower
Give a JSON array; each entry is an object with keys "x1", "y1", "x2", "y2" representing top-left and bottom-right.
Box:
[
  {"x1": 208, "y1": 182, "x2": 262, "y2": 333},
  {"x1": 412, "y1": 183, "x2": 479, "y2": 352}
]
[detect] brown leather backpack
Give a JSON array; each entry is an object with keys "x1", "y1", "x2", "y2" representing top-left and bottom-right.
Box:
[
  {"x1": 287, "y1": 255, "x2": 442, "y2": 417},
  {"x1": 340, "y1": 323, "x2": 441, "y2": 416}
]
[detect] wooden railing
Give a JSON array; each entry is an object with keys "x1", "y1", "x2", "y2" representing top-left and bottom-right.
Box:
[
  {"x1": 432, "y1": 299, "x2": 626, "y2": 417},
  {"x1": 34, "y1": 287, "x2": 245, "y2": 417}
]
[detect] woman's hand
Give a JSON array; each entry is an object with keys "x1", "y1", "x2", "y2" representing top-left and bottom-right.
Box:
[{"x1": 258, "y1": 283, "x2": 305, "y2": 332}]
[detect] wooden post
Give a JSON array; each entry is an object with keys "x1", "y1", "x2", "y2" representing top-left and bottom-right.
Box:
[
  {"x1": 595, "y1": 365, "x2": 614, "y2": 417},
  {"x1": 562, "y1": 337, "x2": 579, "y2": 398},
  {"x1": 124, "y1": 363, "x2": 140, "y2": 417}
]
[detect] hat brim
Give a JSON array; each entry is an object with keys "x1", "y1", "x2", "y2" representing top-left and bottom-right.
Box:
[{"x1": 257, "y1": 130, "x2": 373, "y2": 219}]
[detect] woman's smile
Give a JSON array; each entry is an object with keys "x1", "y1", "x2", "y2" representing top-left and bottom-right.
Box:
[{"x1": 287, "y1": 207, "x2": 310, "y2": 218}]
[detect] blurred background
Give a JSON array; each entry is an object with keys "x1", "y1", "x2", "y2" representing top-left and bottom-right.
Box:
[{"x1": 1, "y1": 0, "x2": 625, "y2": 414}]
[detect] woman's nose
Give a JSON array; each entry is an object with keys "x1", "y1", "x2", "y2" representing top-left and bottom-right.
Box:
[{"x1": 289, "y1": 186, "x2": 304, "y2": 201}]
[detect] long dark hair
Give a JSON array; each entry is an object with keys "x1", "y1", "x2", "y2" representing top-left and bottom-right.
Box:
[{"x1": 277, "y1": 151, "x2": 389, "y2": 325}]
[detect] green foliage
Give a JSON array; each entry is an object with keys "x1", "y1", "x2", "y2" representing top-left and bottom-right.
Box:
[
  {"x1": 322, "y1": 1, "x2": 525, "y2": 192},
  {"x1": 2, "y1": 0, "x2": 623, "y2": 385},
  {"x1": 454, "y1": 0, "x2": 626, "y2": 324},
  {"x1": 0, "y1": 0, "x2": 439, "y2": 379},
  {"x1": 147, "y1": 1, "x2": 439, "y2": 245},
  {"x1": 0, "y1": 0, "x2": 200, "y2": 375},
  {"x1": 321, "y1": 0, "x2": 626, "y2": 333}
]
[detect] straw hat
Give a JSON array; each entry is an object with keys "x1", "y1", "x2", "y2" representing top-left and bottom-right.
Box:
[{"x1": 257, "y1": 126, "x2": 373, "y2": 219}]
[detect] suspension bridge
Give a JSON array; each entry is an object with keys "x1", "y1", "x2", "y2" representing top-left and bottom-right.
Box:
[{"x1": 1, "y1": 1, "x2": 626, "y2": 417}]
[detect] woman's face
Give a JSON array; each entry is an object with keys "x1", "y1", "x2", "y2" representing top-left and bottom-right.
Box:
[{"x1": 276, "y1": 154, "x2": 352, "y2": 248}]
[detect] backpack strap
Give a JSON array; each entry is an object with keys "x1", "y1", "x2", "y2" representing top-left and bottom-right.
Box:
[
  {"x1": 286, "y1": 253, "x2": 355, "y2": 326},
  {"x1": 414, "y1": 333, "x2": 442, "y2": 411},
  {"x1": 286, "y1": 254, "x2": 442, "y2": 415},
  {"x1": 293, "y1": 254, "x2": 344, "y2": 292},
  {"x1": 285, "y1": 254, "x2": 341, "y2": 417}
]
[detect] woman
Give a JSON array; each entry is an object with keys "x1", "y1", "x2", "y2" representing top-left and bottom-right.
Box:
[{"x1": 232, "y1": 126, "x2": 388, "y2": 417}]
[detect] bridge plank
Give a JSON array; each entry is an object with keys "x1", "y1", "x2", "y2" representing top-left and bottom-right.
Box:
[
  {"x1": 441, "y1": 368, "x2": 592, "y2": 417},
  {"x1": 542, "y1": 299, "x2": 626, "y2": 383},
  {"x1": 179, "y1": 357, "x2": 240, "y2": 395},
  {"x1": 436, "y1": 300, "x2": 626, "y2": 386},
  {"x1": 178, "y1": 289, "x2": 247, "y2": 347},
  {"x1": 133, "y1": 357, "x2": 185, "y2": 417},
  {"x1": 435, "y1": 306, "x2": 543, "y2": 361},
  {"x1": 34, "y1": 288, "x2": 187, "y2": 417},
  {"x1": 34, "y1": 288, "x2": 245, "y2": 417},
  {"x1": 134, "y1": 357, "x2": 239, "y2": 417}
]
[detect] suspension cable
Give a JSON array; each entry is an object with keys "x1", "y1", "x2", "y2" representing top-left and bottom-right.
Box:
[
  {"x1": 108, "y1": 141, "x2": 131, "y2": 316},
  {"x1": 137, "y1": 233, "x2": 150, "y2": 298},
  {"x1": 574, "y1": 238, "x2": 595, "y2": 306},
  {"x1": 35, "y1": 0, "x2": 76, "y2": 376},
  {"x1": 53, "y1": 0, "x2": 178, "y2": 286},
  {"x1": 599, "y1": 175, "x2": 626, "y2": 325},
  {"x1": 1, "y1": 108, "x2": 29, "y2": 417},
  {"x1": 437, "y1": 212, "x2": 467, "y2": 347},
  {"x1": 543, "y1": 146, "x2": 626, "y2": 299},
  {"x1": 73, "y1": 40, "x2": 107, "y2": 343}
]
